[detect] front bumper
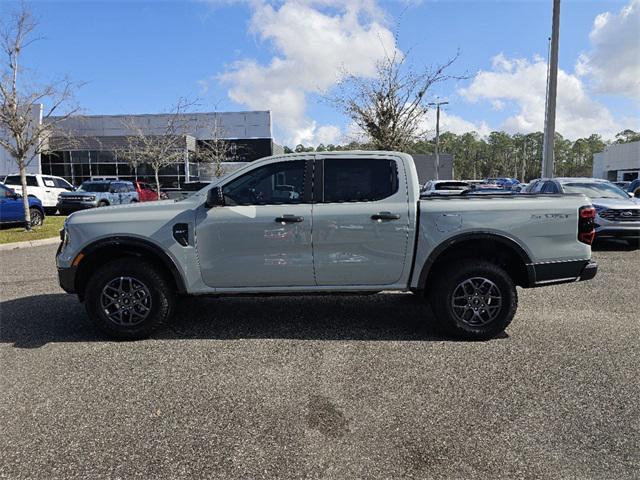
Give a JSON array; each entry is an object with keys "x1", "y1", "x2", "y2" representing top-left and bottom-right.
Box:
[
  {"x1": 57, "y1": 202, "x2": 97, "y2": 214},
  {"x1": 594, "y1": 227, "x2": 640, "y2": 239},
  {"x1": 57, "y1": 264, "x2": 77, "y2": 294}
]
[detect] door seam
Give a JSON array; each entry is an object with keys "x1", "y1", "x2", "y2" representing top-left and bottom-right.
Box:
[{"x1": 310, "y1": 158, "x2": 319, "y2": 285}]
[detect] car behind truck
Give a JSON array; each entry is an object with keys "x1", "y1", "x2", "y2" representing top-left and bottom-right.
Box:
[{"x1": 56, "y1": 151, "x2": 598, "y2": 340}]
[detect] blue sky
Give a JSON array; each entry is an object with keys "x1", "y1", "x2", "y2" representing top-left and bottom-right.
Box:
[{"x1": 12, "y1": 0, "x2": 640, "y2": 145}]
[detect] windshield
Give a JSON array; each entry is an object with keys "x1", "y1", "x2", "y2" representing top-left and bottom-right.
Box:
[
  {"x1": 561, "y1": 182, "x2": 629, "y2": 199},
  {"x1": 78, "y1": 182, "x2": 110, "y2": 192}
]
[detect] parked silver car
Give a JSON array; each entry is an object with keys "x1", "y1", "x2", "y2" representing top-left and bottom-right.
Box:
[
  {"x1": 526, "y1": 177, "x2": 640, "y2": 246},
  {"x1": 57, "y1": 180, "x2": 139, "y2": 215}
]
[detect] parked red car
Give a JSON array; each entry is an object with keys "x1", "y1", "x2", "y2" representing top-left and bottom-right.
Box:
[{"x1": 133, "y1": 181, "x2": 161, "y2": 202}]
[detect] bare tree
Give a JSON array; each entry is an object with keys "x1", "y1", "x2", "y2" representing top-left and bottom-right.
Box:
[
  {"x1": 117, "y1": 99, "x2": 194, "y2": 198},
  {"x1": 0, "y1": 5, "x2": 81, "y2": 230},
  {"x1": 329, "y1": 49, "x2": 462, "y2": 151},
  {"x1": 195, "y1": 114, "x2": 234, "y2": 179}
]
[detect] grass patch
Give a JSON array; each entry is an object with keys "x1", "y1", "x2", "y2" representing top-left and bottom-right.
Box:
[{"x1": 0, "y1": 215, "x2": 66, "y2": 244}]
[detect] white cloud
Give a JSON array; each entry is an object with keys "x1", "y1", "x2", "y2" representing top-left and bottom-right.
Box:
[
  {"x1": 576, "y1": 0, "x2": 640, "y2": 99},
  {"x1": 217, "y1": 0, "x2": 398, "y2": 145},
  {"x1": 459, "y1": 53, "x2": 622, "y2": 139},
  {"x1": 422, "y1": 109, "x2": 492, "y2": 138},
  {"x1": 314, "y1": 124, "x2": 343, "y2": 145},
  {"x1": 490, "y1": 100, "x2": 505, "y2": 111}
]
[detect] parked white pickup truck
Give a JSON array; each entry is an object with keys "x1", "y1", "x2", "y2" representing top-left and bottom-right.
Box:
[{"x1": 57, "y1": 151, "x2": 598, "y2": 340}]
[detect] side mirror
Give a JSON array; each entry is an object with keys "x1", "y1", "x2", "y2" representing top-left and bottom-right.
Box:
[{"x1": 205, "y1": 186, "x2": 225, "y2": 208}]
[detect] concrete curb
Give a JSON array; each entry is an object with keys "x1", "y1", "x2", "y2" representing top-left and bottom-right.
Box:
[{"x1": 0, "y1": 237, "x2": 60, "y2": 251}]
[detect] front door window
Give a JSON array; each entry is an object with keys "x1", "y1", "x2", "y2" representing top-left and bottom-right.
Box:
[{"x1": 222, "y1": 161, "x2": 307, "y2": 206}]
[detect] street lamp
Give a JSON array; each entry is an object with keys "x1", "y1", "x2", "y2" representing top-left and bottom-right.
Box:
[{"x1": 428, "y1": 101, "x2": 449, "y2": 180}]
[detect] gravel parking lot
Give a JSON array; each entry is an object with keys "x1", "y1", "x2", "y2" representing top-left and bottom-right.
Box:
[{"x1": 1, "y1": 242, "x2": 638, "y2": 479}]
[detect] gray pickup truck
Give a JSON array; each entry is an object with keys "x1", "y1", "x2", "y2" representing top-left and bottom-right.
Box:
[{"x1": 57, "y1": 151, "x2": 598, "y2": 340}]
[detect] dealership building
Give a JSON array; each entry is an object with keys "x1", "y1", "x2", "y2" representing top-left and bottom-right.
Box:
[
  {"x1": 592, "y1": 141, "x2": 640, "y2": 182},
  {"x1": 0, "y1": 107, "x2": 456, "y2": 187},
  {"x1": 0, "y1": 109, "x2": 283, "y2": 188}
]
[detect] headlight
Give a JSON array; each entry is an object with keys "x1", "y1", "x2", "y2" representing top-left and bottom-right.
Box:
[
  {"x1": 60, "y1": 227, "x2": 70, "y2": 248},
  {"x1": 86, "y1": 195, "x2": 96, "y2": 201}
]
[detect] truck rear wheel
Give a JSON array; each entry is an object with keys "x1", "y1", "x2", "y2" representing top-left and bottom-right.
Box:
[
  {"x1": 84, "y1": 259, "x2": 174, "y2": 340},
  {"x1": 429, "y1": 260, "x2": 517, "y2": 340}
]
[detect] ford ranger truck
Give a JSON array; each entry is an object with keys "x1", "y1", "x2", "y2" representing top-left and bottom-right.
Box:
[{"x1": 56, "y1": 151, "x2": 598, "y2": 340}]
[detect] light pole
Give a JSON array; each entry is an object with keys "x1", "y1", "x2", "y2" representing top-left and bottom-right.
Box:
[
  {"x1": 542, "y1": 0, "x2": 561, "y2": 178},
  {"x1": 428, "y1": 101, "x2": 448, "y2": 180}
]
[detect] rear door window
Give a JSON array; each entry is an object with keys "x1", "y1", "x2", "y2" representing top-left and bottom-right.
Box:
[
  {"x1": 43, "y1": 177, "x2": 56, "y2": 187},
  {"x1": 322, "y1": 158, "x2": 398, "y2": 203},
  {"x1": 4, "y1": 175, "x2": 38, "y2": 187}
]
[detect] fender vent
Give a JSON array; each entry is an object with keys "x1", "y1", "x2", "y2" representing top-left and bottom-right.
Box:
[{"x1": 172, "y1": 223, "x2": 189, "y2": 247}]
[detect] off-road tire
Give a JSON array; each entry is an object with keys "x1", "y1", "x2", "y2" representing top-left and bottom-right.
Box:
[
  {"x1": 97, "y1": 200, "x2": 109, "y2": 207},
  {"x1": 429, "y1": 260, "x2": 517, "y2": 341},
  {"x1": 85, "y1": 258, "x2": 174, "y2": 340}
]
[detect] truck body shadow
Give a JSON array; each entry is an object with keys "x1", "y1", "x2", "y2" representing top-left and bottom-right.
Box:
[
  {"x1": 0, "y1": 293, "x2": 487, "y2": 348},
  {"x1": 592, "y1": 239, "x2": 638, "y2": 251}
]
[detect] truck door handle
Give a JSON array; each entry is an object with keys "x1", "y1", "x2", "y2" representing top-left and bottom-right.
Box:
[
  {"x1": 275, "y1": 215, "x2": 304, "y2": 224},
  {"x1": 371, "y1": 212, "x2": 401, "y2": 221}
]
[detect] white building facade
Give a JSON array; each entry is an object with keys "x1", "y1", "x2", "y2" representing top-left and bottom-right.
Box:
[
  {"x1": 1, "y1": 109, "x2": 282, "y2": 188},
  {"x1": 592, "y1": 141, "x2": 640, "y2": 181}
]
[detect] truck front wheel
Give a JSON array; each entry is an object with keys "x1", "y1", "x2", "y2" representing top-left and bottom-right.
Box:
[
  {"x1": 84, "y1": 259, "x2": 174, "y2": 340},
  {"x1": 429, "y1": 260, "x2": 517, "y2": 340}
]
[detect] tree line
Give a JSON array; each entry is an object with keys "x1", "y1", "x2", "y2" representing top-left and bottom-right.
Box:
[{"x1": 284, "y1": 129, "x2": 639, "y2": 181}]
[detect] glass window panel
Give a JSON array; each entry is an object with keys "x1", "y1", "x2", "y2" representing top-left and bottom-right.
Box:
[
  {"x1": 97, "y1": 163, "x2": 117, "y2": 176},
  {"x1": 323, "y1": 158, "x2": 398, "y2": 203},
  {"x1": 4, "y1": 175, "x2": 38, "y2": 186},
  {"x1": 118, "y1": 164, "x2": 133, "y2": 176},
  {"x1": 223, "y1": 160, "x2": 305, "y2": 206},
  {"x1": 98, "y1": 151, "x2": 115, "y2": 163},
  {"x1": 71, "y1": 151, "x2": 90, "y2": 164}
]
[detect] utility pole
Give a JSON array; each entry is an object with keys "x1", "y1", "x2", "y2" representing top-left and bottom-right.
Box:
[
  {"x1": 522, "y1": 137, "x2": 527, "y2": 182},
  {"x1": 474, "y1": 150, "x2": 478, "y2": 181},
  {"x1": 428, "y1": 101, "x2": 448, "y2": 180},
  {"x1": 542, "y1": 0, "x2": 561, "y2": 178}
]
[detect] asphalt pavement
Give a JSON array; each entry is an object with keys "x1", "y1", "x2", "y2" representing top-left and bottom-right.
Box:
[{"x1": 1, "y1": 242, "x2": 638, "y2": 479}]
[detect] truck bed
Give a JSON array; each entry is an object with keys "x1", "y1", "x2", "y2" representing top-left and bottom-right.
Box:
[{"x1": 410, "y1": 193, "x2": 594, "y2": 289}]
